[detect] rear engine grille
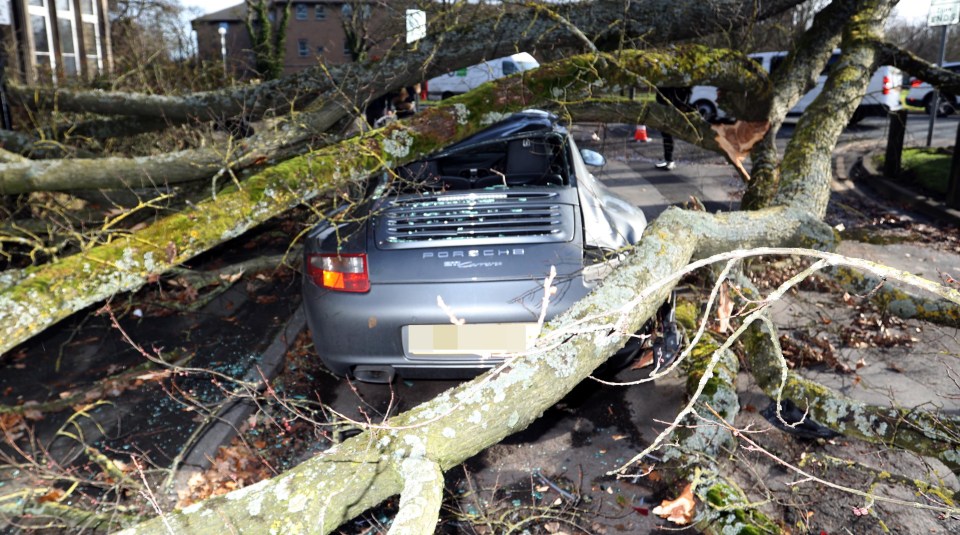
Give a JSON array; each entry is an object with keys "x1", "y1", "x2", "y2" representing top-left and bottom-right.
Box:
[{"x1": 376, "y1": 193, "x2": 573, "y2": 248}]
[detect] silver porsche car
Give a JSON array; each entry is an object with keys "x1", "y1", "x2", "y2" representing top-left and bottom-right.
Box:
[{"x1": 303, "y1": 110, "x2": 677, "y2": 382}]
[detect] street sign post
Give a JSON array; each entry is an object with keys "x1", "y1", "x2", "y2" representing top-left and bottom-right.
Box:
[
  {"x1": 929, "y1": 0, "x2": 960, "y2": 26},
  {"x1": 926, "y1": 0, "x2": 960, "y2": 147}
]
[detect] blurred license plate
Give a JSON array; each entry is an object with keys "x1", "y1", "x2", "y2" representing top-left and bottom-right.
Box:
[{"x1": 406, "y1": 323, "x2": 539, "y2": 356}]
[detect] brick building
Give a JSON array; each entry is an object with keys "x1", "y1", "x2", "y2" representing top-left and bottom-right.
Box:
[
  {"x1": 192, "y1": 1, "x2": 400, "y2": 78},
  {"x1": 1, "y1": 0, "x2": 113, "y2": 83}
]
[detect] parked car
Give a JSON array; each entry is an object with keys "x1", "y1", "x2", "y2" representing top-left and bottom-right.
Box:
[
  {"x1": 425, "y1": 53, "x2": 539, "y2": 100},
  {"x1": 905, "y1": 61, "x2": 960, "y2": 116},
  {"x1": 303, "y1": 110, "x2": 679, "y2": 382},
  {"x1": 690, "y1": 50, "x2": 903, "y2": 123}
]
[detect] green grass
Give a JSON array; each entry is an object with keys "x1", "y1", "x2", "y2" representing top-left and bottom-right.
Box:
[{"x1": 899, "y1": 147, "x2": 952, "y2": 194}]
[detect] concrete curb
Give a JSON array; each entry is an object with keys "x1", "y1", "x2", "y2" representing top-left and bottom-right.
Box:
[
  {"x1": 833, "y1": 139, "x2": 883, "y2": 182},
  {"x1": 171, "y1": 304, "x2": 307, "y2": 495},
  {"x1": 855, "y1": 150, "x2": 960, "y2": 227}
]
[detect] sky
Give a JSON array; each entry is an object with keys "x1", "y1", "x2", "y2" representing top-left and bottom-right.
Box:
[
  {"x1": 894, "y1": 0, "x2": 936, "y2": 24},
  {"x1": 182, "y1": 0, "x2": 238, "y2": 17}
]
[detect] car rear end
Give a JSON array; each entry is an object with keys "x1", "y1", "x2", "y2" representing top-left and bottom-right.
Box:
[{"x1": 303, "y1": 187, "x2": 592, "y2": 382}]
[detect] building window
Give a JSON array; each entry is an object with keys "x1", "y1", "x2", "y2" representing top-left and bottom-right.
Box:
[
  {"x1": 295, "y1": 4, "x2": 307, "y2": 20},
  {"x1": 341, "y1": 4, "x2": 352, "y2": 18},
  {"x1": 80, "y1": 0, "x2": 103, "y2": 75},
  {"x1": 315, "y1": 5, "x2": 325, "y2": 20},
  {"x1": 55, "y1": 0, "x2": 80, "y2": 76},
  {"x1": 28, "y1": 1, "x2": 56, "y2": 81},
  {"x1": 316, "y1": 45, "x2": 324, "y2": 54},
  {"x1": 58, "y1": 18, "x2": 79, "y2": 75},
  {"x1": 298, "y1": 39, "x2": 309, "y2": 57}
]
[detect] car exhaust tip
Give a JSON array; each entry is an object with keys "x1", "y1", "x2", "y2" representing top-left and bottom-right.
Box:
[{"x1": 352, "y1": 365, "x2": 396, "y2": 384}]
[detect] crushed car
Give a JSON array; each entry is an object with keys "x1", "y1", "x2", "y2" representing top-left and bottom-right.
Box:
[{"x1": 303, "y1": 110, "x2": 679, "y2": 382}]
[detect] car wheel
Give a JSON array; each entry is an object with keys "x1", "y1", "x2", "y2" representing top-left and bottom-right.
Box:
[
  {"x1": 925, "y1": 95, "x2": 956, "y2": 116},
  {"x1": 941, "y1": 97, "x2": 957, "y2": 116},
  {"x1": 694, "y1": 100, "x2": 717, "y2": 122}
]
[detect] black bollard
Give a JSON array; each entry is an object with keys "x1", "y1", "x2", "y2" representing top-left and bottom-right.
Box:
[{"x1": 884, "y1": 110, "x2": 908, "y2": 179}]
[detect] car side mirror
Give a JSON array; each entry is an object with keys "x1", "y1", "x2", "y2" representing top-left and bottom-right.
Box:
[{"x1": 580, "y1": 149, "x2": 605, "y2": 167}]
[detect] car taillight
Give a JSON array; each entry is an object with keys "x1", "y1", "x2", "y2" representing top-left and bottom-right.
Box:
[
  {"x1": 883, "y1": 75, "x2": 891, "y2": 95},
  {"x1": 307, "y1": 253, "x2": 370, "y2": 292},
  {"x1": 420, "y1": 80, "x2": 428, "y2": 100}
]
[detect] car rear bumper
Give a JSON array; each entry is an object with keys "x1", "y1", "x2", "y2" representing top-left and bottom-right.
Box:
[{"x1": 303, "y1": 275, "x2": 591, "y2": 378}]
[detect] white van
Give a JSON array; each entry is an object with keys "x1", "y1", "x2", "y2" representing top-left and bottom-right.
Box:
[
  {"x1": 689, "y1": 50, "x2": 902, "y2": 123},
  {"x1": 425, "y1": 53, "x2": 539, "y2": 100}
]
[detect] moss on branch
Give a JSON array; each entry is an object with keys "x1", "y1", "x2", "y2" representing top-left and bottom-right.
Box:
[{"x1": 831, "y1": 266, "x2": 960, "y2": 327}]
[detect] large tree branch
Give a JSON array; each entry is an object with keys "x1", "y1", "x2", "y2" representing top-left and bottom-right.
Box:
[
  {"x1": 775, "y1": 0, "x2": 896, "y2": 216},
  {"x1": 0, "y1": 46, "x2": 765, "y2": 194},
  {"x1": 831, "y1": 266, "x2": 960, "y2": 327},
  {"x1": 875, "y1": 39, "x2": 960, "y2": 93},
  {"x1": 0, "y1": 103, "x2": 349, "y2": 194},
  {"x1": 6, "y1": 0, "x2": 806, "y2": 127},
  {"x1": 744, "y1": 0, "x2": 863, "y2": 209}
]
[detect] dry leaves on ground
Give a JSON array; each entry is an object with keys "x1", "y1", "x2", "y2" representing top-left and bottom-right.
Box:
[{"x1": 652, "y1": 481, "x2": 697, "y2": 525}]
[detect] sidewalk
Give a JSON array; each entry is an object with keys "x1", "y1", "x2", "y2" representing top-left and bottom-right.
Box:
[{"x1": 572, "y1": 123, "x2": 744, "y2": 218}]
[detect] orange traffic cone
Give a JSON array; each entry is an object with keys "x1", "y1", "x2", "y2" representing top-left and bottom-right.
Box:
[{"x1": 634, "y1": 124, "x2": 649, "y2": 142}]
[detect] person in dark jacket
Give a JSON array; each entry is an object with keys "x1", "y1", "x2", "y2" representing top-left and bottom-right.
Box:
[{"x1": 655, "y1": 87, "x2": 692, "y2": 170}]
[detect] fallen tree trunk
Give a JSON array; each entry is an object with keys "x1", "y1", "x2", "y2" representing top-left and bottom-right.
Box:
[
  {"x1": 114, "y1": 203, "x2": 833, "y2": 535},
  {"x1": 0, "y1": 103, "x2": 348, "y2": 195},
  {"x1": 0, "y1": 45, "x2": 772, "y2": 195},
  {"x1": 0, "y1": 49, "x2": 789, "y2": 353}
]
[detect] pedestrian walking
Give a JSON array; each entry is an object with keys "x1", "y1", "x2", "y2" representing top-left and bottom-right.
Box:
[{"x1": 655, "y1": 86, "x2": 692, "y2": 170}]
